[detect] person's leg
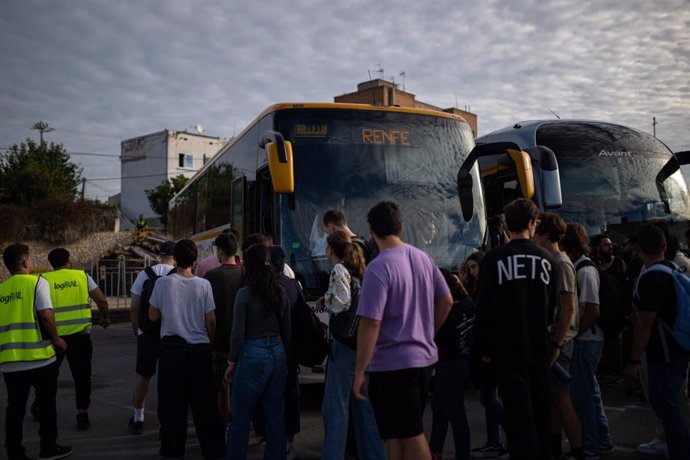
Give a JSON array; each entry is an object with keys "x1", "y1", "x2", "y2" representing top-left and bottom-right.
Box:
[
  {"x1": 227, "y1": 340, "x2": 270, "y2": 460},
  {"x1": 497, "y1": 365, "x2": 537, "y2": 460},
  {"x1": 65, "y1": 333, "x2": 93, "y2": 414},
  {"x1": 33, "y1": 361, "x2": 59, "y2": 454},
  {"x1": 132, "y1": 333, "x2": 159, "y2": 424},
  {"x1": 399, "y1": 433, "x2": 432, "y2": 460},
  {"x1": 589, "y1": 341, "x2": 612, "y2": 449},
  {"x1": 571, "y1": 340, "x2": 598, "y2": 454},
  {"x1": 4, "y1": 369, "x2": 32, "y2": 459},
  {"x1": 429, "y1": 363, "x2": 449, "y2": 456},
  {"x1": 321, "y1": 341, "x2": 354, "y2": 459},
  {"x1": 648, "y1": 353, "x2": 690, "y2": 460},
  {"x1": 157, "y1": 338, "x2": 190, "y2": 458},
  {"x1": 527, "y1": 363, "x2": 551, "y2": 460},
  {"x1": 443, "y1": 359, "x2": 471, "y2": 460},
  {"x1": 351, "y1": 372, "x2": 386, "y2": 460},
  {"x1": 262, "y1": 341, "x2": 287, "y2": 460},
  {"x1": 189, "y1": 344, "x2": 226, "y2": 460}
]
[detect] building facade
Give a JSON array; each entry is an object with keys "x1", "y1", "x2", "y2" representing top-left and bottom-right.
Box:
[
  {"x1": 120, "y1": 129, "x2": 227, "y2": 228},
  {"x1": 334, "y1": 79, "x2": 478, "y2": 137}
]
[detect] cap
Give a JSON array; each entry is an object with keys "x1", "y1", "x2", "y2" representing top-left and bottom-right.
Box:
[{"x1": 159, "y1": 241, "x2": 176, "y2": 257}]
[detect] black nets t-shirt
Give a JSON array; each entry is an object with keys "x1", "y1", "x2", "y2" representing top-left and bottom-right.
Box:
[
  {"x1": 474, "y1": 238, "x2": 557, "y2": 366},
  {"x1": 636, "y1": 260, "x2": 683, "y2": 364}
]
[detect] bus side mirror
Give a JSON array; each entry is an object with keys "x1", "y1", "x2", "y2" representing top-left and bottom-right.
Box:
[
  {"x1": 526, "y1": 146, "x2": 562, "y2": 208},
  {"x1": 261, "y1": 131, "x2": 294, "y2": 194},
  {"x1": 506, "y1": 149, "x2": 535, "y2": 199},
  {"x1": 457, "y1": 165, "x2": 474, "y2": 222}
]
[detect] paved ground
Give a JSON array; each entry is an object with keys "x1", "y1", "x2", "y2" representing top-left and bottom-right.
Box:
[{"x1": 1, "y1": 323, "x2": 670, "y2": 459}]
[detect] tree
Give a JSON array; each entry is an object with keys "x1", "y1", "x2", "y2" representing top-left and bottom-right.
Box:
[
  {"x1": 0, "y1": 138, "x2": 82, "y2": 205},
  {"x1": 145, "y1": 174, "x2": 189, "y2": 225}
]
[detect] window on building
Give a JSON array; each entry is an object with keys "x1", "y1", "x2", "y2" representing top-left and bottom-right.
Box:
[
  {"x1": 179, "y1": 153, "x2": 193, "y2": 169},
  {"x1": 203, "y1": 154, "x2": 209, "y2": 165}
]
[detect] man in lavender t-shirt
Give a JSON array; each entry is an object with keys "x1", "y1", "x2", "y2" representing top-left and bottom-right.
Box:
[{"x1": 353, "y1": 201, "x2": 452, "y2": 460}]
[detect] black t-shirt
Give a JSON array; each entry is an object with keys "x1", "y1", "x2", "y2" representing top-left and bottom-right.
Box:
[
  {"x1": 204, "y1": 264, "x2": 243, "y2": 353},
  {"x1": 435, "y1": 296, "x2": 475, "y2": 362},
  {"x1": 474, "y1": 238, "x2": 556, "y2": 366},
  {"x1": 636, "y1": 260, "x2": 683, "y2": 364}
]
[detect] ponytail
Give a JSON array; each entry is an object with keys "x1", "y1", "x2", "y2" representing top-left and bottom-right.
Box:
[{"x1": 343, "y1": 242, "x2": 366, "y2": 279}]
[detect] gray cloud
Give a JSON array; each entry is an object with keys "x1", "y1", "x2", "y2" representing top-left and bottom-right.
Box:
[{"x1": 1, "y1": 0, "x2": 688, "y2": 200}]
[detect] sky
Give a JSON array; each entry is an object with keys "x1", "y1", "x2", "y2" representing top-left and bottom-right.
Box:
[{"x1": 1, "y1": 0, "x2": 688, "y2": 201}]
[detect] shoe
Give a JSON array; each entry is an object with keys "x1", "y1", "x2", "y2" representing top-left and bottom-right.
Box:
[
  {"x1": 583, "y1": 451, "x2": 599, "y2": 460},
  {"x1": 637, "y1": 437, "x2": 668, "y2": 455},
  {"x1": 30, "y1": 400, "x2": 40, "y2": 421},
  {"x1": 286, "y1": 443, "x2": 299, "y2": 460},
  {"x1": 127, "y1": 416, "x2": 143, "y2": 435},
  {"x1": 471, "y1": 443, "x2": 505, "y2": 458},
  {"x1": 9, "y1": 454, "x2": 35, "y2": 460},
  {"x1": 38, "y1": 444, "x2": 72, "y2": 459},
  {"x1": 76, "y1": 413, "x2": 89, "y2": 430},
  {"x1": 597, "y1": 444, "x2": 613, "y2": 455}
]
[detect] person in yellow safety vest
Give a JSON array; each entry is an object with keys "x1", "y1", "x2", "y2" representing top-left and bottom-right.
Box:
[
  {"x1": 137, "y1": 214, "x2": 147, "y2": 230},
  {"x1": 0, "y1": 243, "x2": 72, "y2": 460},
  {"x1": 36, "y1": 247, "x2": 110, "y2": 432}
]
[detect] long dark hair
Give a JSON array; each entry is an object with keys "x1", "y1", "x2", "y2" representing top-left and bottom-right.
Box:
[
  {"x1": 327, "y1": 231, "x2": 366, "y2": 279},
  {"x1": 242, "y1": 244, "x2": 283, "y2": 318}
]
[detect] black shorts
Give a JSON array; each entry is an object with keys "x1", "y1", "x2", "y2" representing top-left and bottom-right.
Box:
[
  {"x1": 368, "y1": 366, "x2": 431, "y2": 439},
  {"x1": 135, "y1": 333, "x2": 160, "y2": 377}
]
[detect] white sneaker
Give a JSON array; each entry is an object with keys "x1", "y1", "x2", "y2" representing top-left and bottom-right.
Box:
[{"x1": 637, "y1": 437, "x2": 668, "y2": 455}]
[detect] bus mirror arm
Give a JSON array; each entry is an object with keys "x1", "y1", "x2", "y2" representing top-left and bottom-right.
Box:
[
  {"x1": 260, "y1": 131, "x2": 288, "y2": 163},
  {"x1": 457, "y1": 153, "x2": 477, "y2": 223}
]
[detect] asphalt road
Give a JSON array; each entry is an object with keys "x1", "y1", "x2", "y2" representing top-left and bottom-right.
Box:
[{"x1": 1, "y1": 323, "x2": 669, "y2": 459}]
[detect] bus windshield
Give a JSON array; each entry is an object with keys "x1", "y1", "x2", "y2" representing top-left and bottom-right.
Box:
[
  {"x1": 275, "y1": 109, "x2": 484, "y2": 288},
  {"x1": 536, "y1": 122, "x2": 690, "y2": 236}
]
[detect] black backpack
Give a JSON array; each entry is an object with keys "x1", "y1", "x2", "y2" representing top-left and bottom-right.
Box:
[
  {"x1": 575, "y1": 259, "x2": 628, "y2": 339},
  {"x1": 138, "y1": 266, "x2": 175, "y2": 337},
  {"x1": 352, "y1": 235, "x2": 377, "y2": 264},
  {"x1": 330, "y1": 274, "x2": 362, "y2": 349}
]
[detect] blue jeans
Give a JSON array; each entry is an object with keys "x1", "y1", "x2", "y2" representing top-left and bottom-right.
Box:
[
  {"x1": 479, "y1": 385, "x2": 505, "y2": 445},
  {"x1": 227, "y1": 337, "x2": 287, "y2": 460},
  {"x1": 571, "y1": 340, "x2": 611, "y2": 453},
  {"x1": 157, "y1": 336, "x2": 225, "y2": 460},
  {"x1": 648, "y1": 352, "x2": 690, "y2": 460},
  {"x1": 321, "y1": 340, "x2": 385, "y2": 460},
  {"x1": 429, "y1": 359, "x2": 471, "y2": 460}
]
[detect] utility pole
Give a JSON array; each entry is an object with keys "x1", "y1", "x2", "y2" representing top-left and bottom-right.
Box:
[
  {"x1": 80, "y1": 177, "x2": 86, "y2": 202},
  {"x1": 652, "y1": 116, "x2": 657, "y2": 138},
  {"x1": 32, "y1": 121, "x2": 55, "y2": 144}
]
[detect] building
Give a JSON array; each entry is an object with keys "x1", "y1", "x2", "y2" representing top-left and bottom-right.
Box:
[
  {"x1": 120, "y1": 129, "x2": 228, "y2": 228},
  {"x1": 334, "y1": 79, "x2": 478, "y2": 137}
]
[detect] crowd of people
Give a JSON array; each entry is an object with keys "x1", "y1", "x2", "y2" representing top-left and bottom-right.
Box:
[{"x1": 2, "y1": 198, "x2": 690, "y2": 460}]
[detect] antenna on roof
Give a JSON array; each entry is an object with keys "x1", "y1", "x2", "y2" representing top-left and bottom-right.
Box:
[
  {"x1": 375, "y1": 62, "x2": 384, "y2": 80},
  {"x1": 367, "y1": 70, "x2": 378, "y2": 105},
  {"x1": 545, "y1": 107, "x2": 561, "y2": 119},
  {"x1": 399, "y1": 71, "x2": 406, "y2": 91}
]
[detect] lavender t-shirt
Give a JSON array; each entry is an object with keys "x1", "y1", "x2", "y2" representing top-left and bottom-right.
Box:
[{"x1": 357, "y1": 243, "x2": 449, "y2": 372}]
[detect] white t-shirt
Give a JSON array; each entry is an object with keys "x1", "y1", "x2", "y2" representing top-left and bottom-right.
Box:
[
  {"x1": 130, "y1": 263, "x2": 175, "y2": 296},
  {"x1": 1, "y1": 277, "x2": 57, "y2": 373},
  {"x1": 149, "y1": 274, "x2": 215, "y2": 344},
  {"x1": 574, "y1": 256, "x2": 604, "y2": 342}
]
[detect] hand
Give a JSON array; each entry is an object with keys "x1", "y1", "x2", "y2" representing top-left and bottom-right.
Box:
[
  {"x1": 100, "y1": 316, "x2": 111, "y2": 329},
  {"x1": 314, "y1": 297, "x2": 325, "y2": 312},
  {"x1": 353, "y1": 371, "x2": 368, "y2": 401},
  {"x1": 623, "y1": 363, "x2": 640, "y2": 380},
  {"x1": 224, "y1": 362, "x2": 236, "y2": 384},
  {"x1": 53, "y1": 338, "x2": 67, "y2": 353},
  {"x1": 459, "y1": 263, "x2": 468, "y2": 281},
  {"x1": 550, "y1": 348, "x2": 560, "y2": 367},
  {"x1": 452, "y1": 274, "x2": 470, "y2": 297}
]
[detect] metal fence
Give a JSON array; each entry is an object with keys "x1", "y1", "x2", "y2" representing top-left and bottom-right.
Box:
[{"x1": 89, "y1": 255, "x2": 153, "y2": 310}]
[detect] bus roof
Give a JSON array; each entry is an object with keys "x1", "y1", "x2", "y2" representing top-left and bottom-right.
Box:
[{"x1": 258, "y1": 102, "x2": 468, "y2": 122}]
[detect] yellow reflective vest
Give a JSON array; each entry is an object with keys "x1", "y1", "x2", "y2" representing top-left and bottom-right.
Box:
[
  {"x1": 42, "y1": 269, "x2": 92, "y2": 336},
  {"x1": 0, "y1": 274, "x2": 56, "y2": 365}
]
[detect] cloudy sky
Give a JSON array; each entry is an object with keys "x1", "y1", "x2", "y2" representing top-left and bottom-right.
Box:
[{"x1": 1, "y1": 0, "x2": 688, "y2": 200}]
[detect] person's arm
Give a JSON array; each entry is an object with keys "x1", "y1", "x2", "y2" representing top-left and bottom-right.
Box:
[
  {"x1": 552, "y1": 290, "x2": 576, "y2": 364},
  {"x1": 148, "y1": 304, "x2": 161, "y2": 321},
  {"x1": 353, "y1": 317, "x2": 381, "y2": 400},
  {"x1": 578, "y1": 302, "x2": 599, "y2": 335},
  {"x1": 434, "y1": 292, "x2": 453, "y2": 334},
  {"x1": 129, "y1": 294, "x2": 141, "y2": 335},
  {"x1": 324, "y1": 264, "x2": 351, "y2": 313},
  {"x1": 205, "y1": 311, "x2": 216, "y2": 343},
  {"x1": 89, "y1": 287, "x2": 110, "y2": 328},
  {"x1": 623, "y1": 311, "x2": 656, "y2": 380},
  {"x1": 37, "y1": 309, "x2": 67, "y2": 352},
  {"x1": 225, "y1": 291, "x2": 248, "y2": 384}
]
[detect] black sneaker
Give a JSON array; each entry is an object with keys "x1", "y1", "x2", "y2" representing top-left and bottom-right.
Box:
[
  {"x1": 38, "y1": 444, "x2": 72, "y2": 460},
  {"x1": 471, "y1": 443, "x2": 506, "y2": 458},
  {"x1": 128, "y1": 416, "x2": 143, "y2": 435},
  {"x1": 30, "y1": 400, "x2": 40, "y2": 421},
  {"x1": 76, "y1": 413, "x2": 90, "y2": 430}
]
